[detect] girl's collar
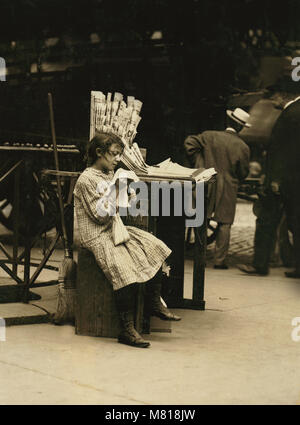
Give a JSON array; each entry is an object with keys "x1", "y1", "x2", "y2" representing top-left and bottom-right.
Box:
[{"x1": 88, "y1": 167, "x2": 113, "y2": 177}]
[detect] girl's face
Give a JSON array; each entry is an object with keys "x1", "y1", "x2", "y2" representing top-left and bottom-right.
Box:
[{"x1": 96, "y1": 143, "x2": 123, "y2": 172}]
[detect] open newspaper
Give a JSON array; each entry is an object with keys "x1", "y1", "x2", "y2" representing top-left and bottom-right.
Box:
[
  {"x1": 120, "y1": 148, "x2": 216, "y2": 182},
  {"x1": 146, "y1": 158, "x2": 216, "y2": 182}
]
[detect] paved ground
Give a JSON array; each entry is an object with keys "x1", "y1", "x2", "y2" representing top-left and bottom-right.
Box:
[
  {"x1": 207, "y1": 200, "x2": 256, "y2": 266},
  {"x1": 185, "y1": 200, "x2": 256, "y2": 267},
  {"x1": 0, "y1": 201, "x2": 300, "y2": 405}
]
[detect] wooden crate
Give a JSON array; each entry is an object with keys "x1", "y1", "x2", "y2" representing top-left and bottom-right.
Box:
[{"x1": 75, "y1": 247, "x2": 144, "y2": 338}]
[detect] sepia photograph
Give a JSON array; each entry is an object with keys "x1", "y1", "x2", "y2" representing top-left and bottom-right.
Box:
[{"x1": 0, "y1": 0, "x2": 299, "y2": 411}]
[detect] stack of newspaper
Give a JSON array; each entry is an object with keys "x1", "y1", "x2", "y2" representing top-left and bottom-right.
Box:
[
  {"x1": 89, "y1": 91, "x2": 216, "y2": 182},
  {"x1": 90, "y1": 90, "x2": 148, "y2": 173}
]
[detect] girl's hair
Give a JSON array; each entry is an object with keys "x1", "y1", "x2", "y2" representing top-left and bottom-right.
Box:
[{"x1": 85, "y1": 132, "x2": 125, "y2": 166}]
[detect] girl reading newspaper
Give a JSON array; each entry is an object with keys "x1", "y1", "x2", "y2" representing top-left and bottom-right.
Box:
[{"x1": 74, "y1": 132, "x2": 181, "y2": 348}]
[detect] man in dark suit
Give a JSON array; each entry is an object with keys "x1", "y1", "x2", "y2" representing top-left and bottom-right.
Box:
[
  {"x1": 184, "y1": 108, "x2": 251, "y2": 269},
  {"x1": 238, "y1": 96, "x2": 300, "y2": 278}
]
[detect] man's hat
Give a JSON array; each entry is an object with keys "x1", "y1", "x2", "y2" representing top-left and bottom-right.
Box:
[{"x1": 226, "y1": 108, "x2": 251, "y2": 127}]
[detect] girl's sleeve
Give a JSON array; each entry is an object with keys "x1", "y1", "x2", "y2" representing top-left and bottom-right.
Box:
[{"x1": 75, "y1": 176, "x2": 114, "y2": 225}]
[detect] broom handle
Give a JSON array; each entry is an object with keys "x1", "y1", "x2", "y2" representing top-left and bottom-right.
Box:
[{"x1": 48, "y1": 93, "x2": 69, "y2": 248}]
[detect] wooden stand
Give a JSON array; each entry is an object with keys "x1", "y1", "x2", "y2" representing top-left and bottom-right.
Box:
[
  {"x1": 124, "y1": 179, "x2": 209, "y2": 311},
  {"x1": 43, "y1": 170, "x2": 210, "y2": 313}
]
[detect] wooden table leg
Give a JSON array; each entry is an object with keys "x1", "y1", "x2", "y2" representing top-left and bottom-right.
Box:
[{"x1": 156, "y1": 215, "x2": 185, "y2": 308}]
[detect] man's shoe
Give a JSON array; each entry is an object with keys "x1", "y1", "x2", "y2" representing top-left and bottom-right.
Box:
[
  {"x1": 285, "y1": 270, "x2": 300, "y2": 279},
  {"x1": 214, "y1": 264, "x2": 228, "y2": 270},
  {"x1": 237, "y1": 264, "x2": 268, "y2": 276}
]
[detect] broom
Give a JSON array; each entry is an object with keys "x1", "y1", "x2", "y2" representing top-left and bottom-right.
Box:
[{"x1": 48, "y1": 92, "x2": 77, "y2": 325}]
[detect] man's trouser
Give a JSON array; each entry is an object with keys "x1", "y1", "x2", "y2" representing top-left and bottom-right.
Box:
[
  {"x1": 252, "y1": 193, "x2": 283, "y2": 274},
  {"x1": 215, "y1": 223, "x2": 231, "y2": 266}
]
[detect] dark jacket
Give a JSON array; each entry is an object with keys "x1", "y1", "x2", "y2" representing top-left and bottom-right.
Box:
[
  {"x1": 266, "y1": 98, "x2": 300, "y2": 194},
  {"x1": 184, "y1": 130, "x2": 250, "y2": 224}
]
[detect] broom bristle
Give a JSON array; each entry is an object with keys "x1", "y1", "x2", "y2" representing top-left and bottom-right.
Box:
[
  {"x1": 54, "y1": 257, "x2": 77, "y2": 325},
  {"x1": 58, "y1": 257, "x2": 77, "y2": 289}
]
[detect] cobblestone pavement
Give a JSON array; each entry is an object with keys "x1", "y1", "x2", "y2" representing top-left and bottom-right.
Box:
[
  {"x1": 209, "y1": 200, "x2": 256, "y2": 265},
  {"x1": 187, "y1": 200, "x2": 256, "y2": 267},
  {"x1": 206, "y1": 226, "x2": 255, "y2": 266}
]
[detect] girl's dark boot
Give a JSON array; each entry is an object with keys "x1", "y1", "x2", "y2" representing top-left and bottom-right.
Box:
[
  {"x1": 146, "y1": 271, "x2": 181, "y2": 321},
  {"x1": 114, "y1": 284, "x2": 150, "y2": 348}
]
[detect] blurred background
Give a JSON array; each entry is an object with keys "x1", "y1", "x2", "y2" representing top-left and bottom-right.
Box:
[{"x1": 0, "y1": 0, "x2": 300, "y2": 166}]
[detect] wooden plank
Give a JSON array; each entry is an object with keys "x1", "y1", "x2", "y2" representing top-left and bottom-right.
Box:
[
  {"x1": 0, "y1": 160, "x2": 23, "y2": 184},
  {"x1": 150, "y1": 316, "x2": 172, "y2": 333},
  {"x1": 0, "y1": 262, "x2": 23, "y2": 285},
  {"x1": 75, "y1": 248, "x2": 120, "y2": 338}
]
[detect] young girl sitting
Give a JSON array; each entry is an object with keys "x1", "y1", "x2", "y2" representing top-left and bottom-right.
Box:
[{"x1": 74, "y1": 132, "x2": 181, "y2": 348}]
